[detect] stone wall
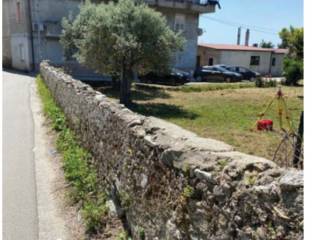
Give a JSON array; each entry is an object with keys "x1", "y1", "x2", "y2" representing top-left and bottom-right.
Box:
[{"x1": 40, "y1": 62, "x2": 303, "y2": 240}]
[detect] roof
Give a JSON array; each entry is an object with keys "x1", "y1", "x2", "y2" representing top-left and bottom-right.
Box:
[{"x1": 198, "y1": 43, "x2": 288, "y2": 54}]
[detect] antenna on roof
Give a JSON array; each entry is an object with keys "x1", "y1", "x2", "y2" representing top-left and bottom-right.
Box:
[
  {"x1": 245, "y1": 29, "x2": 250, "y2": 46},
  {"x1": 237, "y1": 27, "x2": 241, "y2": 45}
]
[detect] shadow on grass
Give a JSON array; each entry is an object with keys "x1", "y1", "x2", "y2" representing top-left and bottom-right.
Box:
[
  {"x1": 130, "y1": 102, "x2": 198, "y2": 120},
  {"x1": 93, "y1": 85, "x2": 197, "y2": 119},
  {"x1": 94, "y1": 86, "x2": 171, "y2": 101}
]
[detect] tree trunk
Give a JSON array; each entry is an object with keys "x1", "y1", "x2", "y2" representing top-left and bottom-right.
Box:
[{"x1": 120, "y1": 66, "x2": 133, "y2": 107}]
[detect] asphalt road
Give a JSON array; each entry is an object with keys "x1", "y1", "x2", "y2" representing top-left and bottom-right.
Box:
[{"x1": 3, "y1": 71, "x2": 39, "y2": 240}]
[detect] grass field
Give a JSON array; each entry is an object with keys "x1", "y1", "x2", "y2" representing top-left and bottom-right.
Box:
[{"x1": 96, "y1": 83, "x2": 303, "y2": 165}]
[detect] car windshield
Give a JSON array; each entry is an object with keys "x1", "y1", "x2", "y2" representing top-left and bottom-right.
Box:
[
  {"x1": 232, "y1": 66, "x2": 249, "y2": 72},
  {"x1": 217, "y1": 65, "x2": 228, "y2": 69},
  {"x1": 213, "y1": 66, "x2": 227, "y2": 72}
]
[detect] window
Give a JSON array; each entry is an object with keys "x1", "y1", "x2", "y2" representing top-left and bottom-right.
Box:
[
  {"x1": 239, "y1": 67, "x2": 248, "y2": 73},
  {"x1": 16, "y1": 1, "x2": 21, "y2": 23},
  {"x1": 19, "y1": 44, "x2": 25, "y2": 62},
  {"x1": 208, "y1": 57, "x2": 213, "y2": 66},
  {"x1": 174, "y1": 14, "x2": 185, "y2": 32},
  {"x1": 272, "y1": 57, "x2": 276, "y2": 66},
  {"x1": 250, "y1": 56, "x2": 260, "y2": 66}
]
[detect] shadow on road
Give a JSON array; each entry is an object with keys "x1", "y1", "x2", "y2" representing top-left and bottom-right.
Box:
[{"x1": 2, "y1": 68, "x2": 37, "y2": 77}]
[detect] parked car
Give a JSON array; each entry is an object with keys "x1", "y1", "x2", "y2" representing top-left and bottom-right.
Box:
[
  {"x1": 194, "y1": 66, "x2": 243, "y2": 82},
  {"x1": 225, "y1": 66, "x2": 261, "y2": 81},
  {"x1": 139, "y1": 68, "x2": 191, "y2": 86}
]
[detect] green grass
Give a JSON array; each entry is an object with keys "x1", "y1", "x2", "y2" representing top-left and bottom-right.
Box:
[
  {"x1": 178, "y1": 82, "x2": 255, "y2": 92},
  {"x1": 134, "y1": 81, "x2": 255, "y2": 93},
  {"x1": 36, "y1": 75, "x2": 108, "y2": 234},
  {"x1": 99, "y1": 84, "x2": 303, "y2": 164}
]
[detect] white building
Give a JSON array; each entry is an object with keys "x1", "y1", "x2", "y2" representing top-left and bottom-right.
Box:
[{"x1": 197, "y1": 44, "x2": 288, "y2": 76}]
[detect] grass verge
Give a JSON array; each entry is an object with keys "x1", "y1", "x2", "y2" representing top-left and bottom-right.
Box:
[{"x1": 36, "y1": 75, "x2": 108, "y2": 234}]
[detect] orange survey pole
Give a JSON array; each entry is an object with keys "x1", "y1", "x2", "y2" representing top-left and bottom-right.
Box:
[{"x1": 277, "y1": 87, "x2": 284, "y2": 131}]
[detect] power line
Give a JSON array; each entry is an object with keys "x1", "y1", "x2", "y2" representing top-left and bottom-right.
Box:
[
  {"x1": 202, "y1": 16, "x2": 278, "y2": 33},
  {"x1": 201, "y1": 16, "x2": 279, "y2": 36}
]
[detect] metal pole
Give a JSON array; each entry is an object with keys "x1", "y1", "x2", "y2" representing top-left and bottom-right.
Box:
[{"x1": 293, "y1": 111, "x2": 303, "y2": 168}]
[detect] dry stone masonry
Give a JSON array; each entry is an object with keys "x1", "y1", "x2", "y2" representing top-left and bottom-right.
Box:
[{"x1": 40, "y1": 61, "x2": 303, "y2": 240}]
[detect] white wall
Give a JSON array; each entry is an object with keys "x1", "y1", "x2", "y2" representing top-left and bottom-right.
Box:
[
  {"x1": 10, "y1": 33, "x2": 32, "y2": 71},
  {"x1": 218, "y1": 50, "x2": 273, "y2": 75},
  {"x1": 198, "y1": 47, "x2": 286, "y2": 76},
  {"x1": 159, "y1": 8, "x2": 199, "y2": 72},
  {"x1": 270, "y1": 53, "x2": 285, "y2": 76}
]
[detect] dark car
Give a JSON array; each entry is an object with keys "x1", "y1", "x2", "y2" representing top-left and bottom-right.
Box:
[
  {"x1": 194, "y1": 66, "x2": 243, "y2": 82},
  {"x1": 225, "y1": 66, "x2": 260, "y2": 81},
  {"x1": 139, "y1": 68, "x2": 191, "y2": 86}
]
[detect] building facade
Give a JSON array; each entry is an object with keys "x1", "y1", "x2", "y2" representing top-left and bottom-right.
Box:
[
  {"x1": 198, "y1": 44, "x2": 288, "y2": 76},
  {"x1": 2, "y1": 0, "x2": 219, "y2": 74},
  {"x1": 2, "y1": 0, "x2": 12, "y2": 68},
  {"x1": 3, "y1": 0, "x2": 34, "y2": 70}
]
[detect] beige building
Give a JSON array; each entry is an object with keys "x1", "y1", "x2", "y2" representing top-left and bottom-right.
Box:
[
  {"x1": 2, "y1": 0, "x2": 220, "y2": 74},
  {"x1": 197, "y1": 44, "x2": 288, "y2": 76}
]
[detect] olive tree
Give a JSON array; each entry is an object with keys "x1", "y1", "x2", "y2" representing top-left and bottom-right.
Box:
[{"x1": 61, "y1": 0, "x2": 184, "y2": 106}]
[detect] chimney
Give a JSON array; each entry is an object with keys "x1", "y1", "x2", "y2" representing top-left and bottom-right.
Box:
[
  {"x1": 245, "y1": 29, "x2": 250, "y2": 46},
  {"x1": 237, "y1": 27, "x2": 241, "y2": 45}
]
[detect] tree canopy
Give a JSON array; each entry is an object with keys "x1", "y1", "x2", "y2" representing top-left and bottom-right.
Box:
[
  {"x1": 279, "y1": 26, "x2": 303, "y2": 60},
  {"x1": 278, "y1": 26, "x2": 304, "y2": 85},
  {"x1": 60, "y1": 0, "x2": 185, "y2": 105},
  {"x1": 259, "y1": 40, "x2": 274, "y2": 49}
]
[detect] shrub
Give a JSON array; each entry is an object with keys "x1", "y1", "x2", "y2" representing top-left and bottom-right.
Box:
[
  {"x1": 255, "y1": 78, "x2": 277, "y2": 88},
  {"x1": 255, "y1": 78, "x2": 264, "y2": 88},
  {"x1": 138, "y1": 226, "x2": 145, "y2": 240},
  {"x1": 117, "y1": 231, "x2": 130, "y2": 240},
  {"x1": 82, "y1": 199, "x2": 108, "y2": 233},
  {"x1": 265, "y1": 80, "x2": 277, "y2": 88},
  {"x1": 283, "y1": 58, "x2": 303, "y2": 85},
  {"x1": 182, "y1": 185, "x2": 194, "y2": 199}
]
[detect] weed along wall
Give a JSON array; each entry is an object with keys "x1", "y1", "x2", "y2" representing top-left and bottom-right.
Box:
[{"x1": 40, "y1": 61, "x2": 303, "y2": 239}]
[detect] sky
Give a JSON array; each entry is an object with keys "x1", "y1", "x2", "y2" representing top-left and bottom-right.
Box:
[{"x1": 199, "y1": 0, "x2": 303, "y2": 47}]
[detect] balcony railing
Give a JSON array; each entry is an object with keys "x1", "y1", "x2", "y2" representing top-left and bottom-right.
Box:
[{"x1": 146, "y1": 0, "x2": 219, "y2": 13}]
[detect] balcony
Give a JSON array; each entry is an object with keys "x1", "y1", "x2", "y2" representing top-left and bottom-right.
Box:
[{"x1": 145, "y1": 0, "x2": 218, "y2": 14}]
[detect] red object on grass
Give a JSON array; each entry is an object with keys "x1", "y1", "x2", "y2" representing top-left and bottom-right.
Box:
[{"x1": 257, "y1": 119, "x2": 273, "y2": 131}]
